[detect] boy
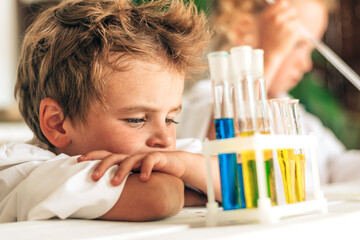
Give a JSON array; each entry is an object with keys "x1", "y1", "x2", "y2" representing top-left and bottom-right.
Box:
[{"x1": 0, "y1": 0, "x2": 221, "y2": 222}]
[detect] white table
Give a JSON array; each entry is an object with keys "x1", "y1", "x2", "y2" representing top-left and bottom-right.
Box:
[{"x1": 1, "y1": 180, "x2": 360, "y2": 240}]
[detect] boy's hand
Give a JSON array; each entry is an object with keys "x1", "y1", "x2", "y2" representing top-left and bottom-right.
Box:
[
  {"x1": 78, "y1": 151, "x2": 186, "y2": 186},
  {"x1": 79, "y1": 151, "x2": 222, "y2": 202}
]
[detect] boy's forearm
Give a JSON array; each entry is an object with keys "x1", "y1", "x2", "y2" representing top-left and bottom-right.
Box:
[
  {"x1": 179, "y1": 152, "x2": 222, "y2": 202},
  {"x1": 98, "y1": 172, "x2": 184, "y2": 221}
]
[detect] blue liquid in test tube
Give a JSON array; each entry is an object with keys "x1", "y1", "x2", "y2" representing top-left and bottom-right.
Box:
[
  {"x1": 215, "y1": 118, "x2": 243, "y2": 210},
  {"x1": 237, "y1": 162, "x2": 246, "y2": 208},
  {"x1": 209, "y1": 51, "x2": 243, "y2": 211}
]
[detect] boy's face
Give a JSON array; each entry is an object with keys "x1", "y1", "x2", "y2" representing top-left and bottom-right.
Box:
[
  {"x1": 267, "y1": 0, "x2": 328, "y2": 97},
  {"x1": 61, "y1": 59, "x2": 184, "y2": 156}
]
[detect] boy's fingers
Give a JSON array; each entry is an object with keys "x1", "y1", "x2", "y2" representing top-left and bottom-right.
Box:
[
  {"x1": 111, "y1": 156, "x2": 141, "y2": 185},
  {"x1": 269, "y1": 0, "x2": 290, "y2": 14},
  {"x1": 139, "y1": 152, "x2": 167, "y2": 181},
  {"x1": 139, "y1": 157, "x2": 156, "y2": 181},
  {"x1": 78, "y1": 150, "x2": 112, "y2": 162},
  {"x1": 91, "y1": 154, "x2": 127, "y2": 181},
  {"x1": 275, "y1": 9, "x2": 297, "y2": 26},
  {"x1": 110, "y1": 169, "x2": 128, "y2": 186},
  {"x1": 265, "y1": 1, "x2": 297, "y2": 22}
]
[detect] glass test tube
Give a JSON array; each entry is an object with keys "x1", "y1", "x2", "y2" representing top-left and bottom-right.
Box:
[
  {"x1": 288, "y1": 99, "x2": 306, "y2": 202},
  {"x1": 228, "y1": 55, "x2": 246, "y2": 208},
  {"x1": 270, "y1": 98, "x2": 296, "y2": 204},
  {"x1": 256, "y1": 100, "x2": 278, "y2": 206},
  {"x1": 208, "y1": 51, "x2": 242, "y2": 210},
  {"x1": 252, "y1": 49, "x2": 277, "y2": 206},
  {"x1": 231, "y1": 46, "x2": 259, "y2": 208},
  {"x1": 230, "y1": 47, "x2": 278, "y2": 208}
]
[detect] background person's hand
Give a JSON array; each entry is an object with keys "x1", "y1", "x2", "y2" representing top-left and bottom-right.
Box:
[{"x1": 258, "y1": 0, "x2": 301, "y2": 87}]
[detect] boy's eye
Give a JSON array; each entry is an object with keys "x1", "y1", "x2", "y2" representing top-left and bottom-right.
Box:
[
  {"x1": 124, "y1": 118, "x2": 147, "y2": 126},
  {"x1": 166, "y1": 118, "x2": 179, "y2": 125}
]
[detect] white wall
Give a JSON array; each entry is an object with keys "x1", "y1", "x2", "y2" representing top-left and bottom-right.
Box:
[{"x1": 0, "y1": 0, "x2": 18, "y2": 109}]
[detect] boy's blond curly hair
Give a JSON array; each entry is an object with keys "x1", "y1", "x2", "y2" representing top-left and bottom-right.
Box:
[{"x1": 15, "y1": 0, "x2": 210, "y2": 146}]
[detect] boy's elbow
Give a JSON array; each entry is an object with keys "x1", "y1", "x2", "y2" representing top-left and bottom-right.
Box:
[
  {"x1": 149, "y1": 173, "x2": 184, "y2": 220},
  {"x1": 98, "y1": 173, "x2": 184, "y2": 222}
]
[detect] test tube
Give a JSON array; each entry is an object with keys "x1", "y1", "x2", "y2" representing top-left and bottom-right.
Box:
[
  {"x1": 228, "y1": 55, "x2": 247, "y2": 208},
  {"x1": 208, "y1": 51, "x2": 242, "y2": 210},
  {"x1": 251, "y1": 49, "x2": 267, "y2": 101},
  {"x1": 270, "y1": 98, "x2": 296, "y2": 204},
  {"x1": 231, "y1": 46, "x2": 259, "y2": 208},
  {"x1": 288, "y1": 99, "x2": 306, "y2": 202},
  {"x1": 252, "y1": 49, "x2": 277, "y2": 206}
]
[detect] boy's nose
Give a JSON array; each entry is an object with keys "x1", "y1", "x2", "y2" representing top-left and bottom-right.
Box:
[
  {"x1": 302, "y1": 55, "x2": 313, "y2": 73},
  {"x1": 146, "y1": 130, "x2": 174, "y2": 149},
  {"x1": 299, "y1": 50, "x2": 313, "y2": 73}
]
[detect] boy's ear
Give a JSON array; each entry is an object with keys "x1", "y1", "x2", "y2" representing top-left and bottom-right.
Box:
[{"x1": 39, "y1": 98, "x2": 71, "y2": 148}]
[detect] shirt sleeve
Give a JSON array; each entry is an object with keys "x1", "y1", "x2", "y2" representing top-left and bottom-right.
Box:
[
  {"x1": 302, "y1": 108, "x2": 360, "y2": 184},
  {"x1": 176, "y1": 138, "x2": 203, "y2": 154},
  {"x1": 176, "y1": 79, "x2": 213, "y2": 140},
  {"x1": 299, "y1": 106, "x2": 346, "y2": 184},
  {"x1": 4, "y1": 154, "x2": 127, "y2": 222},
  {"x1": 328, "y1": 150, "x2": 360, "y2": 183}
]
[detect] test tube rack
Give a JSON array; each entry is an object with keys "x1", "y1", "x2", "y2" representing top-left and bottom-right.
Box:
[{"x1": 203, "y1": 133, "x2": 328, "y2": 226}]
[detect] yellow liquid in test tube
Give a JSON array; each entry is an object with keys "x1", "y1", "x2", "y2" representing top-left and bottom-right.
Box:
[
  {"x1": 239, "y1": 132, "x2": 277, "y2": 208},
  {"x1": 240, "y1": 149, "x2": 258, "y2": 208},
  {"x1": 277, "y1": 149, "x2": 296, "y2": 204},
  {"x1": 263, "y1": 149, "x2": 277, "y2": 206},
  {"x1": 262, "y1": 132, "x2": 277, "y2": 206},
  {"x1": 294, "y1": 153, "x2": 306, "y2": 202}
]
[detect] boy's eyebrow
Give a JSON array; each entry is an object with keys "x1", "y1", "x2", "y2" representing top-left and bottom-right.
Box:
[{"x1": 118, "y1": 105, "x2": 182, "y2": 114}]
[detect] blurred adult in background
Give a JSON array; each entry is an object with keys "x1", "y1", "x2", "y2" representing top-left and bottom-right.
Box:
[{"x1": 177, "y1": 0, "x2": 360, "y2": 185}]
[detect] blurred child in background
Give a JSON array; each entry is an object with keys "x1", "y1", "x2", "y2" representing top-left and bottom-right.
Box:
[{"x1": 177, "y1": 0, "x2": 360, "y2": 185}]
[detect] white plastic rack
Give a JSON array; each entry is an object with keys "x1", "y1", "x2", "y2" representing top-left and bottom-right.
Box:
[{"x1": 203, "y1": 133, "x2": 328, "y2": 226}]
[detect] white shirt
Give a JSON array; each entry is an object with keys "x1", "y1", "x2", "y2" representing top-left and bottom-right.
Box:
[
  {"x1": 177, "y1": 79, "x2": 360, "y2": 185},
  {"x1": 0, "y1": 138, "x2": 202, "y2": 222}
]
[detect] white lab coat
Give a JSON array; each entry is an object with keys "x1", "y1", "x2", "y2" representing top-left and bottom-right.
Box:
[
  {"x1": 176, "y1": 79, "x2": 360, "y2": 186},
  {"x1": 0, "y1": 138, "x2": 202, "y2": 222}
]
